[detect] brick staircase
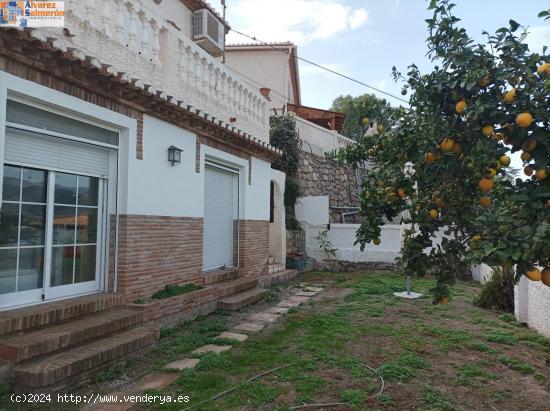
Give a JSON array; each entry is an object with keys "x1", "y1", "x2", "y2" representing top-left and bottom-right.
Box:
[
  {"x1": 204, "y1": 273, "x2": 269, "y2": 311},
  {"x1": 0, "y1": 294, "x2": 159, "y2": 392}
]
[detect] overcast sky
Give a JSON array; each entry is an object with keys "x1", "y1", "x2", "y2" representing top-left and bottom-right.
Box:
[{"x1": 215, "y1": 0, "x2": 549, "y2": 110}]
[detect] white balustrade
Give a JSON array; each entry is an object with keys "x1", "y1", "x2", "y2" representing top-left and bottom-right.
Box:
[{"x1": 59, "y1": 0, "x2": 269, "y2": 140}]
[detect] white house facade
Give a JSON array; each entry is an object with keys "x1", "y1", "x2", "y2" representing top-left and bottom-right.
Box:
[{"x1": 0, "y1": 0, "x2": 292, "y2": 390}]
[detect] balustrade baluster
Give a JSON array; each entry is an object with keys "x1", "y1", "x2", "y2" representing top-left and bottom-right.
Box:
[
  {"x1": 127, "y1": 3, "x2": 138, "y2": 51},
  {"x1": 139, "y1": 12, "x2": 150, "y2": 57},
  {"x1": 151, "y1": 19, "x2": 160, "y2": 64},
  {"x1": 114, "y1": 0, "x2": 125, "y2": 44},
  {"x1": 101, "y1": 0, "x2": 110, "y2": 35}
]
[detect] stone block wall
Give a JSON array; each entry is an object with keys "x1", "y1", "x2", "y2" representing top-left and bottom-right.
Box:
[{"x1": 297, "y1": 151, "x2": 366, "y2": 223}]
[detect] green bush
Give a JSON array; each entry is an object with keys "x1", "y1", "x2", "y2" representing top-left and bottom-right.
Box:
[{"x1": 474, "y1": 267, "x2": 514, "y2": 312}]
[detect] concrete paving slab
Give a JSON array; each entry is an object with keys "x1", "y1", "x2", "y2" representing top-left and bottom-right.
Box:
[
  {"x1": 247, "y1": 312, "x2": 280, "y2": 323},
  {"x1": 288, "y1": 296, "x2": 311, "y2": 304},
  {"x1": 265, "y1": 306, "x2": 289, "y2": 314},
  {"x1": 135, "y1": 372, "x2": 180, "y2": 390},
  {"x1": 192, "y1": 344, "x2": 232, "y2": 355},
  {"x1": 295, "y1": 291, "x2": 318, "y2": 297},
  {"x1": 216, "y1": 331, "x2": 248, "y2": 342},
  {"x1": 277, "y1": 299, "x2": 301, "y2": 308},
  {"x1": 233, "y1": 322, "x2": 265, "y2": 332},
  {"x1": 165, "y1": 358, "x2": 199, "y2": 370}
]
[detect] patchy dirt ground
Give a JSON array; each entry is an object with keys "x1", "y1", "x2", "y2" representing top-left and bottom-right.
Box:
[{"x1": 3, "y1": 271, "x2": 550, "y2": 410}]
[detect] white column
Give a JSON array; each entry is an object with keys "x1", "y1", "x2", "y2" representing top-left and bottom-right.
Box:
[
  {"x1": 114, "y1": 0, "x2": 125, "y2": 44},
  {"x1": 151, "y1": 19, "x2": 161, "y2": 64},
  {"x1": 126, "y1": 3, "x2": 138, "y2": 52},
  {"x1": 101, "y1": 0, "x2": 111, "y2": 35},
  {"x1": 139, "y1": 12, "x2": 150, "y2": 58}
]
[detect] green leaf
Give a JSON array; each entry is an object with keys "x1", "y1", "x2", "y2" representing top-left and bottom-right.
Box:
[
  {"x1": 428, "y1": 0, "x2": 437, "y2": 10},
  {"x1": 509, "y1": 19, "x2": 520, "y2": 32}
]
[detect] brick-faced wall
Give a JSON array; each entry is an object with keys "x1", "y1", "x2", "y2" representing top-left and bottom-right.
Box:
[
  {"x1": 239, "y1": 220, "x2": 270, "y2": 277},
  {"x1": 116, "y1": 215, "x2": 203, "y2": 302}
]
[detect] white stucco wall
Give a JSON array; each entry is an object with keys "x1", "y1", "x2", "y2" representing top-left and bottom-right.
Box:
[
  {"x1": 515, "y1": 276, "x2": 550, "y2": 338},
  {"x1": 224, "y1": 49, "x2": 293, "y2": 112},
  {"x1": 295, "y1": 116, "x2": 355, "y2": 155},
  {"x1": 471, "y1": 264, "x2": 493, "y2": 284},
  {"x1": 295, "y1": 196, "x2": 329, "y2": 226},
  {"x1": 124, "y1": 114, "x2": 271, "y2": 220},
  {"x1": 269, "y1": 169, "x2": 286, "y2": 264},
  {"x1": 153, "y1": 0, "x2": 194, "y2": 38},
  {"x1": 296, "y1": 195, "x2": 400, "y2": 264}
]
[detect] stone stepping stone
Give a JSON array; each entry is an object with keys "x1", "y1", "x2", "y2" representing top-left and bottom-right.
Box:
[
  {"x1": 289, "y1": 296, "x2": 311, "y2": 304},
  {"x1": 247, "y1": 312, "x2": 280, "y2": 323},
  {"x1": 192, "y1": 344, "x2": 232, "y2": 355},
  {"x1": 296, "y1": 291, "x2": 318, "y2": 297},
  {"x1": 233, "y1": 322, "x2": 265, "y2": 333},
  {"x1": 135, "y1": 372, "x2": 180, "y2": 390},
  {"x1": 265, "y1": 306, "x2": 289, "y2": 314},
  {"x1": 305, "y1": 286, "x2": 323, "y2": 292},
  {"x1": 165, "y1": 358, "x2": 199, "y2": 370},
  {"x1": 216, "y1": 331, "x2": 248, "y2": 342},
  {"x1": 277, "y1": 299, "x2": 301, "y2": 308}
]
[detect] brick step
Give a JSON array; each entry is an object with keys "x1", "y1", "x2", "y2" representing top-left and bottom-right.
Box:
[
  {"x1": 217, "y1": 288, "x2": 269, "y2": 311},
  {"x1": 14, "y1": 327, "x2": 158, "y2": 389},
  {"x1": 211, "y1": 277, "x2": 258, "y2": 299},
  {"x1": 0, "y1": 293, "x2": 125, "y2": 336},
  {"x1": 258, "y1": 269, "x2": 299, "y2": 288},
  {"x1": 201, "y1": 269, "x2": 239, "y2": 285},
  {"x1": 0, "y1": 308, "x2": 143, "y2": 363}
]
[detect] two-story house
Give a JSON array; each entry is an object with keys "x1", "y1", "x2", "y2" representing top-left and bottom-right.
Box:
[{"x1": 0, "y1": 0, "x2": 292, "y2": 390}]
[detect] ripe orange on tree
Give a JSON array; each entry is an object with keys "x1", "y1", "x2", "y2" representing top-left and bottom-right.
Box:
[
  {"x1": 478, "y1": 178, "x2": 494, "y2": 192},
  {"x1": 524, "y1": 166, "x2": 534, "y2": 176},
  {"x1": 542, "y1": 268, "x2": 550, "y2": 287},
  {"x1": 503, "y1": 88, "x2": 516, "y2": 103},
  {"x1": 535, "y1": 169, "x2": 548, "y2": 180},
  {"x1": 516, "y1": 112, "x2": 533, "y2": 128},
  {"x1": 526, "y1": 267, "x2": 542, "y2": 281},
  {"x1": 499, "y1": 155, "x2": 511, "y2": 167},
  {"x1": 440, "y1": 138, "x2": 455, "y2": 152},
  {"x1": 429, "y1": 209, "x2": 439, "y2": 219},
  {"x1": 520, "y1": 152, "x2": 532, "y2": 162},
  {"x1": 425, "y1": 152, "x2": 437, "y2": 164},
  {"x1": 481, "y1": 125, "x2": 494, "y2": 137},
  {"x1": 479, "y1": 196, "x2": 491, "y2": 207},
  {"x1": 455, "y1": 100, "x2": 467, "y2": 113}
]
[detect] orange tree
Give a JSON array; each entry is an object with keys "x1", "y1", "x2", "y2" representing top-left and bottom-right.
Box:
[{"x1": 331, "y1": 0, "x2": 550, "y2": 302}]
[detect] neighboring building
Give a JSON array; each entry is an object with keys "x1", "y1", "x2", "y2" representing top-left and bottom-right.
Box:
[
  {"x1": 224, "y1": 42, "x2": 301, "y2": 113},
  {"x1": 0, "y1": 0, "x2": 293, "y2": 390},
  {"x1": 224, "y1": 42, "x2": 400, "y2": 266}
]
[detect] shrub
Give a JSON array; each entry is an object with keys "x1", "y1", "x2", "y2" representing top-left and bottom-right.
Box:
[{"x1": 474, "y1": 267, "x2": 514, "y2": 312}]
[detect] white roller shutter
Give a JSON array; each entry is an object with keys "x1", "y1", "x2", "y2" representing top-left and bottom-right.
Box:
[
  {"x1": 203, "y1": 164, "x2": 237, "y2": 270},
  {"x1": 4, "y1": 127, "x2": 110, "y2": 177}
]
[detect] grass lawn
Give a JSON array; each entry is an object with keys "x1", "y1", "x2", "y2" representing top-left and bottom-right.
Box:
[{"x1": 3, "y1": 270, "x2": 550, "y2": 410}]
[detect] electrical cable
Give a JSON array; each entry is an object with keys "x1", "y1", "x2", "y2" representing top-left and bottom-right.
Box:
[
  {"x1": 229, "y1": 28, "x2": 410, "y2": 105},
  {"x1": 181, "y1": 357, "x2": 385, "y2": 410}
]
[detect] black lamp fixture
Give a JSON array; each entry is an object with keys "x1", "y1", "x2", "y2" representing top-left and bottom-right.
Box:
[{"x1": 168, "y1": 145, "x2": 183, "y2": 166}]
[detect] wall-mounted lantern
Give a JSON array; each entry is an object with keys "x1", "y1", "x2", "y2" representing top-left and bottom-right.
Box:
[{"x1": 168, "y1": 145, "x2": 183, "y2": 166}]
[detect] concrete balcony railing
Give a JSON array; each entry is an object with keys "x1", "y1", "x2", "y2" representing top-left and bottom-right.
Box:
[{"x1": 39, "y1": 0, "x2": 270, "y2": 141}]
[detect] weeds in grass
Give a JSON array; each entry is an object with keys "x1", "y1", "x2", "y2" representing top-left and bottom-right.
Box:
[
  {"x1": 341, "y1": 389, "x2": 367, "y2": 406},
  {"x1": 420, "y1": 385, "x2": 455, "y2": 410},
  {"x1": 398, "y1": 351, "x2": 430, "y2": 369},
  {"x1": 484, "y1": 331, "x2": 518, "y2": 346},
  {"x1": 96, "y1": 367, "x2": 124, "y2": 382},
  {"x1": 376, "y1": 362, "x2": 414, "y2": 382},
  {"x1": 242, "y1": 382, "x2": 280, "y2": 406},
  {"x1": 456, "y1": 362, "x2": 498, "y2": 386},
  {"x1": 498, "y1": 355, "x2": 535, "y2": 374},
  {"x1": 195, "y1": 352, "x2": 233, "y2": 371}
]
